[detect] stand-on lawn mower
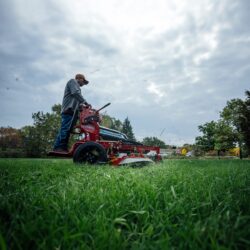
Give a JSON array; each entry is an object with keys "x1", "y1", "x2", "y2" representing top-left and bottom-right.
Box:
[{"x1": 48, "y1": 103, "x2": 162, "y2": 166}]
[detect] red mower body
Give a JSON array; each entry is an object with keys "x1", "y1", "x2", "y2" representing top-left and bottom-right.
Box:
[{"x1": 49, "y1": 103, "x2": 162, "y2": 166}]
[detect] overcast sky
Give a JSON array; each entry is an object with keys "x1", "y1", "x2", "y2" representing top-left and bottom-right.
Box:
[{"x1": 0, "y1": 0, "x2": 249, "y2": 145}]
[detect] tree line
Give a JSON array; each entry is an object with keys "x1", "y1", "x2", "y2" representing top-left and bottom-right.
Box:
[
  {"x1": 0, "y1": 104, "x2": 166, "y2": 157},
  {"x1": 3, "y1": 90, "x2": 247, "y2": 159},
  {"x1": 195, "y1": 90, "x2": 250, "y2": 158}
]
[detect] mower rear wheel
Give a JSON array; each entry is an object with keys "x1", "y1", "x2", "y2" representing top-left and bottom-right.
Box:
[{"x1": 73, "y1": 142, "x2": 108, "y2": 164}]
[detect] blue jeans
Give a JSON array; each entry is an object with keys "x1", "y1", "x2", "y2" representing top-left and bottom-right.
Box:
[{"x1": 53, "y1": 114, "x2": 73, "y2": 150}]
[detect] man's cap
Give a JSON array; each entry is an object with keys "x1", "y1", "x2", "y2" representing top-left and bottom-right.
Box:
[{"x1": 75, "y1": 73, "x2": 89, "y2": 84}]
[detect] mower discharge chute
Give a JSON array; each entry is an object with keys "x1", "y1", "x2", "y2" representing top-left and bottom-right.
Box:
[{"x1": 49, "y1": 103, "x2": 162, "y2": 166}]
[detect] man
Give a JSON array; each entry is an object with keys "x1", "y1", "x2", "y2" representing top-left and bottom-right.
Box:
[{"x1": 53, "y1": 74, "x2": 91, "y2": 152}]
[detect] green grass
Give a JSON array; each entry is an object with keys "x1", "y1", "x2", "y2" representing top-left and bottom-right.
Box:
[{"x1": 0, "y1": 159, "x2": 250, "y2": 249}]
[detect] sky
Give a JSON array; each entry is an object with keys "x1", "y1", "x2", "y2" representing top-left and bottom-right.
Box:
[{"x1": 0, "y1": 0, "x2": 249, "y2": 145}]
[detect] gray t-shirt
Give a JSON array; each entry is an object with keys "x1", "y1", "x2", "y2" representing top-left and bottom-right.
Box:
[{"x1": 61, "y1": 79, "x2": 87, "y2": 114}]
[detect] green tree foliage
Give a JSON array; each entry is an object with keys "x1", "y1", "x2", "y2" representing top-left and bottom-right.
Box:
[
  {"x1": 101, "y1": 114, "x2": 123, "y2": 131},
  {"x1": 101, "y1": 114, "x2": 113, "y2": 128},
  {"x1": 110, "y1": 118, "x2": 123, "y2": 131},
  {"x1": 0, "y1": 127, "x2": 22, "y2": 150},
  {"x1": 20, "y1": 125, "x2": 41, "y2": 157},
  {"x1": 0, "y1": 127, "x2": 24, "y2": 157},
  {"x1": 195, "y1": 121, "x2": 217, "y2": 151},
  {"x1": 142, "y1": 136, "x2": 166, "y2": 148},
  {"x1": 196, "y1": 90, "x2": 250, "y2": 157},
  {"x1": 220, "y1": 90, "x2": 250, "y2": 156},
  {"x1": 245, "y1": 90, "x2": 250, "y2": 155},
  {"x1": 121, "y1": 117, "x2": 135, "y2": 140},
  {"x1": 195, "y1": 120, "x2": 236, "y2": 156},
  {"x1": 21, "y1": 104, "x2": 61, "y2": 157},
  {"x1": 214, "y1": 120, "x2": 236, "y2": 156}
]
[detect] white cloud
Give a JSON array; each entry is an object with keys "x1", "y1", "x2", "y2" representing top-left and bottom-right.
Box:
[
  {"x1": 0, "y1": 0, "x2": 249, "y2": 146},
  {"x1": 147, "y1": 82, "x2": 165, "y2": 99}
]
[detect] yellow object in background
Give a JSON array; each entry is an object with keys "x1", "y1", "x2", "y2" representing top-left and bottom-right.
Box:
[
  {"x1": 229, "y1": 147, "x2": 240, "y2": 156},
  {"x1": 181, "y1": 148, "x2": 187, "y2": 155}
]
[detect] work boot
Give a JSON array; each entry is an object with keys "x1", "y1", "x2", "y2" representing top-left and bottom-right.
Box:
[{"x1": 53, "y1": 148, "x2": 68, "y2": 153}]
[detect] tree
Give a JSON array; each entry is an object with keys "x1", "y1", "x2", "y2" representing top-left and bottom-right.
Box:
[
  {"x1": 195, "y1": 120, "x2": 236, "y2": 157},
  {"x1": 142, "y1": 137, "x2": 166, "y2": 148},
  {"x1": 20, "y1": 125, "x2": 41, "y2": 157},
  {"x1": 195, "y1": 121, "x2": 217, "y2": 152},
  {"x1": 0, "y1": 127, "x2": 23, "y2": 150},
  {"x1": 196, "y1": 90, "x2": 250, "y2": 158},
  {"x1": 21, "y1": 104, "x2": 61, "y2": 157},
  {"x1": 121, "y1": 117, "x2": 135, "y2": 140},
  {"x1": 214, "y1": 120, "x2": 236, "y2": 157},
  {"x1": 0, "y1": 127, "x2": 24, "y2": 157},
  {"x1": 101, "y1": 114, "x2": 123, "y2": 131},
  {"x1": 110, "y1": 118, "x2": 123, "y2": 131},
  {"x1": 244, "y1": 90, "x2": 250, "y2": 155},
  {"x1": 220, "y1": 91, "x2": 250, "y2": 157},
  {"x1": 101, "y1": 114, "x2": 113, "y2": 128}
]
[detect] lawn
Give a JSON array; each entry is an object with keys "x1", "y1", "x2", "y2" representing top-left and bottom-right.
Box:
[{"x1": 0, "y1": 159, "x2": 250, "y2": 249}]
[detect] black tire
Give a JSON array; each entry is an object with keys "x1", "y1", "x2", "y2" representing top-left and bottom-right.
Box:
[{"x1": 73, "y1": 142, "x2": 108, "y2": 164}]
